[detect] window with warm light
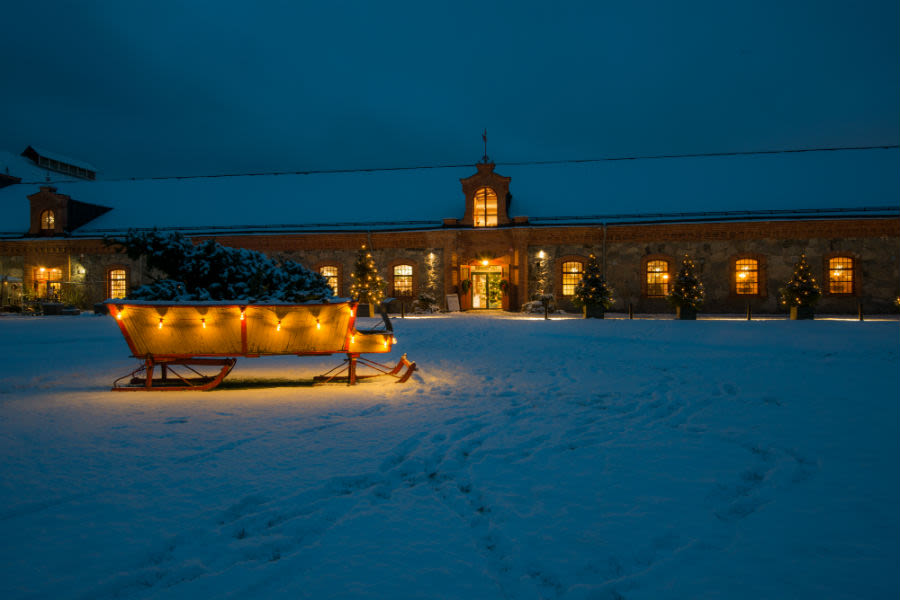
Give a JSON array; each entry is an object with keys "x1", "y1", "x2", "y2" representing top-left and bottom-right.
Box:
[
  {"x1": 646, "y1": 260, "x2": 670, "y2": 297},
  {"x1": 561, "y1": 261, "x2": 583, "y2": 296},
  {"x1": 319, "y1": 266, "x2": 339, "y2": 294},
  {"x1": 473, "y1": 187, "x2": 498, "y2": 227},
  {"x1": 828, "y1": 257, "x2": 854, "y2": 294},
  {"x1": 108, "y1": 269, "x2": 127, "y2": 299},
  {"x1": 40, "y1": 210, "x2": 55, "y2": 231},
  {"x1": 735, "y1": 259, "x2": 758, "y2": 295},
  {"x1": 393, "y1": 264, "x2": 414, "y2": 296}
]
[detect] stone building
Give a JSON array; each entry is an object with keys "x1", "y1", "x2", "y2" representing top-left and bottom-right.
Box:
[{"x1": 1, "y1": 148, "x2": 898, "y2": 314}]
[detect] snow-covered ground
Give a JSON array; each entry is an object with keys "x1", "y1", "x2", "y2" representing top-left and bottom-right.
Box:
[{"x1": 1, "y1": 312, "x2": 897, "y2": 599}]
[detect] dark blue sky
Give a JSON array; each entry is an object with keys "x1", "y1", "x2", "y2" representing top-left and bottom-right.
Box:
[{"x1": 1, "y1": 1, "x2": 897, "y2": 178}]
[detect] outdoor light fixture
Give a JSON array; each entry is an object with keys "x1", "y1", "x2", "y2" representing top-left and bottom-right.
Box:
[
  {"x1": 116, "y1": 312, "x2": 123, "y2": 320},
  {"x1": 392, "y1": 337, "x2": 398, "y2": 344},
  {"x1": 538, "y1": 250, "x2": 546, "y2": 259},
  {"x1": 201, "y1": 318, "x2": 206, "y2": 329},
  {"x1": 481, "y1": 259, "x2": 489, "y2": 266},
  {"x1": 158, "y1": 318, "x2": 164, "y2": 329},
  {"x1": 316, "y1": 318, "x2": 321, "y2": 330},
  {"x1": 240, "y1": 309, "x2": 245, "y2": 321},
  {"x1": 277, "y1": 320, "x2": 282, "y2": 331}
]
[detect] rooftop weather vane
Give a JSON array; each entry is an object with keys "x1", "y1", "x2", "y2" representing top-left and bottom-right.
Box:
[{"x1": 482, "y1": 129, "x2": 489, "y2": 164}]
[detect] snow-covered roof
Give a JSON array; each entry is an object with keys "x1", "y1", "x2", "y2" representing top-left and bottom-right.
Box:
[
  {"x1": 0, "y1": 151, "x2": 55, "y2": 184},
  {"x1": 0, "y1": 148, "x2": 897, "y2": 237},
  {"x1": 27, "y1": 147, "x2": 97, "y2": 173}
]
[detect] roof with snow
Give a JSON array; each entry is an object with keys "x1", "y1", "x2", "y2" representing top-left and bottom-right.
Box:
[
  {"x1": 23, "y1": 146, "x2": 97, "y2": 173},
  {"x1": 0, "y1": 148, "x2": 897, "y2": 238},
  {"x1": 0, "y1": 151, "x2": 55, "y2": 184}
]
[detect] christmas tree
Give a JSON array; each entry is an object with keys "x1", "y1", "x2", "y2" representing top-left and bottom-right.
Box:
[
  {"x1": 349, "y1": 244, "x2": 386, "y2": 308},
  {"x1": 779, "y1": 254, "x2": 821, "y2": 307},
  {"x1": 573, "y1": 254, "x2": 614, "y2": 314},
  {"x1": 667, "y1": 254, "x2": 705, "y2": 310}
]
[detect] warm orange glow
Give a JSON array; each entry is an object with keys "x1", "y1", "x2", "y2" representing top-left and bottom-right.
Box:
[
  {"x1": 240, "y1": 310, "x2": 245, "y2": 321},
  {"x1": 201, "y1": 318, "x2": 207, "y2": 329},
  {"x1": 158, "y1": 318, "x2": 164, "y2": 329},
  {"x1": 351, "y1": 335, "x2": 356, "y2": 343},
  {"x1": 276, "y1": 320, "x2": 282, "y2": 332},
  {"x1": 392, "y1": 336, "x2": 398, "y2": 344},
  {"x1": 39, "y1": 267, "x2": 46, "y2": 273},
  {"x1": 350, "y1": 308, "x2": 355, "y2": 317},
  {"x1": 481, "y1": 260, "x2": 489, "y2": 266},
  {"x1": 316, "y1": 319, "x2": 321, "y2": 330}
]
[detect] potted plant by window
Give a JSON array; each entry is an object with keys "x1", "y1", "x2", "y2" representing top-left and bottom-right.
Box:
[
  {"x1": 573, "y1": 254, "x2": 614, "y2": 318},
  {"x1": 667, "y1": 254, "x2": 705, "y2": 320},
  {"x1": 779, "y1": 254, "x2": 820, "y2": 320}
]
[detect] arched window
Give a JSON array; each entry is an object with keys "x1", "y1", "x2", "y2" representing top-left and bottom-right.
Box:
[
  {"x1": 827, "y1": 257, "x2": 855, "y2": 294},
  {"x1": 319, "y1": 265, "x2": 340, "y2": 295},
  {"x1": 40, "y1": 210, "x2": 55, "y2": 231},
  {"x1": 735, "y1": 259, "x2": 759, "y2": 295},
  {"x1": 473, "y1": 187, "x2": 498, "y2": 227},
  {"x1": 561, "y1": 261, "x2": 584, "y2": 296},
  {"x1": 392, "y1": 264, "x2": 414, "y2": 297},
  {"x1": 646, "y1": 260, "x2": 670, "y2": 297},
  {"x1": 108, "y1": 268, "x2": 127, "y2": 299}
]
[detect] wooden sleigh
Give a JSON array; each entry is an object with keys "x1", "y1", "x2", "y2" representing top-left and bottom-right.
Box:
[{"x1": 106, "y1": 301, "x2": 416, "y2": 391}]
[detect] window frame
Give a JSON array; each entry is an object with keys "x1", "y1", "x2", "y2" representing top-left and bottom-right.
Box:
[
  {"x1": 642, "y1": 255, "x2": 673, "y2": 298},
  {"x1": 317, "y1": 263, "x2": 342, "y2": 296},
  {"x1": 106, "y1": 266, "x2": 129, "y2": 300},
  {"x1": 389, "y1": 261, "x2": 416, "y2": 298},
  {"x1": 472, "y1": 186, "x2": 498, "y2": 227},
  {"x1": 40, "y1": 209, "x2": 55, "y2": 231},
  {"x1": 824, "y1": 254, "x2": 857, "y2": 296},
  {"x1": 729, "y1": 254, "x2": 767, "y2": 298},
  {"x1": 734, "y1": 258, "x2": 759, "y2": 296},
  {"x1": 556, "y1": 255, "x2": 587, "y2": 299}
]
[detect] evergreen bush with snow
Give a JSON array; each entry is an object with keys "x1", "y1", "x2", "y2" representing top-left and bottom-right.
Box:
[
  {"x1": 349, "y1": 245, "x2": 386, "y2": 307},
  {"x1": 108, "y1": 230, "x2": 334, "y2": 303}
]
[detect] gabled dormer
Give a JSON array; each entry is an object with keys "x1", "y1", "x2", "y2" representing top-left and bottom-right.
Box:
[
  {"x1": 27, "y1": 186, "x2": 111, "y2": 236},
  {"x1": 458, "y1": 162, "x2": 513, "y2": 227}
]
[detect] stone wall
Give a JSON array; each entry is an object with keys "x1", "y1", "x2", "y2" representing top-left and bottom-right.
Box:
[{"x1": 527, "y1": 231, "x2": 900, "y2": 314}]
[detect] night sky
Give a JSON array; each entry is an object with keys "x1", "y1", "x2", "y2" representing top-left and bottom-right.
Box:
[{"x1": 1, "y1": 1, "x2": 897, "y2": 179}]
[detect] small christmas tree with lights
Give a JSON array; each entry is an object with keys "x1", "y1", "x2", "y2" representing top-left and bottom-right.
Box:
[
  {"x1": 349, "y1": 244, "x2": 386, "y2": 316},
  {"x1": 779, "y1": 254, "x2": 820, "y2": 320},
  {"x1": 667, "y1": 254, "x2": 705, "y2": 319},
  {"x1": 573, "y1": 254, "x2": 614, "y2": 318}
]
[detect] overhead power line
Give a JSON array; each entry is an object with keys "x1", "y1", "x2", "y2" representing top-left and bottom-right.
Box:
[{"x1": 17, "y1": 143, "x2": 900, "y2": 185}]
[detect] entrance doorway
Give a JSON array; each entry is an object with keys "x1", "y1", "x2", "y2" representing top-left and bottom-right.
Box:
[{"x1": 471, "y1": 266, "x2": 503, "y2": 309}]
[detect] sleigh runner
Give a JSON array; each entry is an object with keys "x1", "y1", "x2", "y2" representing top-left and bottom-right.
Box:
[{"x1": 106, "y1": 301, "x2": 416, "y2": 391}]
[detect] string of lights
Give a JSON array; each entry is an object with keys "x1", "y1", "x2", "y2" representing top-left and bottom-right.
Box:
[{"x1": 17, "y1": 144, "x2": 899, "y2": 185}]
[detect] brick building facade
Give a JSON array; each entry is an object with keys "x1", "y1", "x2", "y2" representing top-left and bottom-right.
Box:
[{"x1": 1, "y1": 161, "x2": 898, "y2": 314}]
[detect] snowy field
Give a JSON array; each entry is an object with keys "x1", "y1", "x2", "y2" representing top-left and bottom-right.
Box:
[{"x1": 1, "y1": 312, "x2": 898, "y2": 600}]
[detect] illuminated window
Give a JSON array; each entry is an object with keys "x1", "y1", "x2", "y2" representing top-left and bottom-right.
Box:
[
  {"x1": 735, "y1": 259, "x2": 758, "y2": 295},
  {"x1": 828, "y1": 257, "x2": 854, "y2": 294},
  {"x1": 561, "y1": 261, "x2": 583, "y2": 296},
  {"x1": 40, "y1": 210, "x2": 55, "y2": 230},
  {"x1": 319, "y1": 266, "x2": 339, "y2": 294},
  {"x1": 646, "y1": 260, "x2": 670, "y2": 297},
  {"x1": 393, "y1": 264, "x2": 414, "y2": 297},
  {"x1": 473, "y1": 187, "x2": 498, "y2": 227},
  {"x1": 108, "y1": 269, "x2": 127, "y2": 299}
]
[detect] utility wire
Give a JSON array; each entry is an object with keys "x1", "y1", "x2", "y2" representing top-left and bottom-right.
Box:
[{"x1": 16, "y1": 143, "x2": 899, "y2": 185}]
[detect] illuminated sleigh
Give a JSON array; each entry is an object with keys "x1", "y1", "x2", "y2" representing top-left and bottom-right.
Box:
[{"x1": 105, "y1": 301, "x2": 416, "y2": 391}]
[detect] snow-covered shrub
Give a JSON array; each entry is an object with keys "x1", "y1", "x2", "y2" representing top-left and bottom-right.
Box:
[
  {"x1": 414, "y1": 292, "x2": 440, "y2": 313},
  {"x1": 108, "y1": 230, "x2": 334, "y2": 303}
]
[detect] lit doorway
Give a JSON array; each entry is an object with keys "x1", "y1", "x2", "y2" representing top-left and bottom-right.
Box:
[{"x1": 471, "y1": 266, "x2": 503, "y2": 309}]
